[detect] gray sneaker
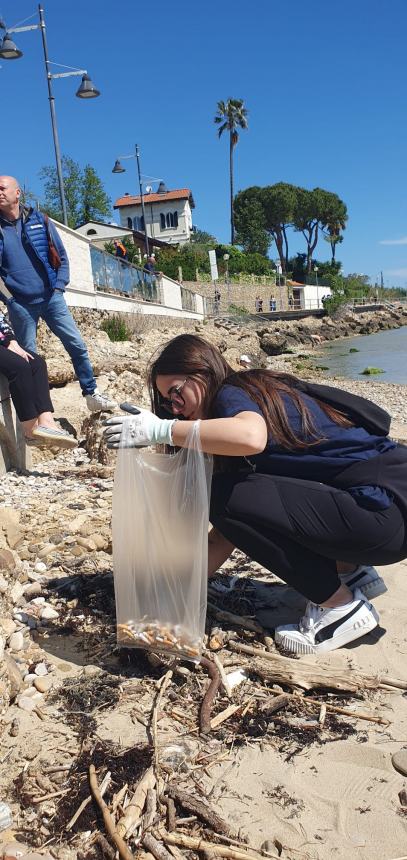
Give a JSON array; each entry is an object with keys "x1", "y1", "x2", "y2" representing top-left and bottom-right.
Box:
[
  {"x1": 86, "y1": 389, "x2": 117, "y2": 413},
  {"x1": 339, "y1": 565, "x2": 387, "y2": 600}
]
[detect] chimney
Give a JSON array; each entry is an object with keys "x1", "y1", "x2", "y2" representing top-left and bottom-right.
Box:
[{"x1": 157, "y1": 181, "x2": 168, "y2": 194}]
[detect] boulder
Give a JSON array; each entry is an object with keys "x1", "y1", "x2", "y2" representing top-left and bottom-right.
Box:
[{"x1": 260, "y1": 333, "x2": 289, "y2": 356}]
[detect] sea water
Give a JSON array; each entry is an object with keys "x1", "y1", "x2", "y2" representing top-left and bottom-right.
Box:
[{"x1": 314, "y1": 325, "x2": 407, "y2": 384}]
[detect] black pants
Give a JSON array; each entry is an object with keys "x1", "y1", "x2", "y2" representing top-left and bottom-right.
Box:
[
  {"x1": 210, "y1": 470, "x2": 407, "y2": 603},
  {"x1": 0, "y1": 348, "x2": 53, "y2": 422}
]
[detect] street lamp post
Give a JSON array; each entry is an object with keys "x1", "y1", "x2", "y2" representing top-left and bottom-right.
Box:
[
  {"x1": 112, "y1": 145, "x2": 150, "y2": 257},
  {"x1": 0, "y1": 4, "x2": 100, "y2": 226}
]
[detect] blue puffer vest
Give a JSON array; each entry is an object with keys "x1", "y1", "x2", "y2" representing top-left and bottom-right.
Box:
[
  {"x1": 0, "y1": 209, "x2": 59, "y2": 303},
  {"x1": 20, "y1": 209, "x2": 58, "y2": 289}
]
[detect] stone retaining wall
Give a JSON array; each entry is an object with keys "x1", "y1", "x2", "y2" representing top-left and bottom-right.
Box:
[{"x1": 183, "y1": 280, "x2": 290, "y2": 314}]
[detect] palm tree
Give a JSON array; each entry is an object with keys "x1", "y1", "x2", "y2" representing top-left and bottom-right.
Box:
[{"x1": 214, "y1": 98, "x2": 248, "y2": 244}]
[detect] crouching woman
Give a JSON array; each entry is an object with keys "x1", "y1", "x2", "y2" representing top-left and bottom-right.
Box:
[{"x1": 104, "y1": 334, "x2": 407, "y2": 655}]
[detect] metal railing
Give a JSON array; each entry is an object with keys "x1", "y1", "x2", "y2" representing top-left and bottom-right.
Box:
[{"x1": 90, "y1": 246, "x2": 161, "y2": 303}]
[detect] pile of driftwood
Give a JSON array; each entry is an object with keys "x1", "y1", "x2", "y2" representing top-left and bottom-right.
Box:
[
  {"x1": 27, "y1": 572, "x2": 407, "y2": 859},
  {"x1": 49, "y1": 633, "x2": 406, "y2": 860}
]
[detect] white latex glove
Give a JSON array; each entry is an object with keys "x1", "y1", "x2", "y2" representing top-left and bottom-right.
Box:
[{"x1": 104, "y1": 407, "x2": 176, "y2": 448}]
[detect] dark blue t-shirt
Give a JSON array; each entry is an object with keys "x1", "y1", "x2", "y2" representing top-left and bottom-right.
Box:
[{"x1": 213, "y1": 384, "x2": 396, "y2": 510}]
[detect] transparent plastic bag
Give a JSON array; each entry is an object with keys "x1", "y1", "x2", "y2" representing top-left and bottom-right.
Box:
[{"x1": 112, "y1": 421, "x2": 213, "y2": 661}]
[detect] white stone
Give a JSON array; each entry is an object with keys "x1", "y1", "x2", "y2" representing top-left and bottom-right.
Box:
[
  {"x1": 34, "y1": 662, "x2": 48, "y2": 677},
  {"x1": 0, "y1": 617, "x2": 17, "y2": 636},
  {"x1": 31, "y1": 597, "x2": 46, "y2": 606},
  {"x1": 10, "y1": 582, "x2": 24, "y2": 604},
  {"x1": 0, "y1": 575, "x2": 8, "y2": 594},
  {"x1": 34, "y1": 562, "x2": 47, "y2": 573},
  {"x1": 23, "y1": 673, "x2": 38, "y2": 685},
  {"x1": 40, "y1": 606, "x2": 59, "y2": 621},
  {"x1": 37, "y1": 543, "x2": 56, "y2": 559},
  {"x1": 9, "y1": 631, "x2": 25, "y2": 652},
  {"x1": 21, "y1": 685, "x2": 38, "y2": 697},
  {"x1": 17, "y1": 695, "x2": 38, "y2": 712}
]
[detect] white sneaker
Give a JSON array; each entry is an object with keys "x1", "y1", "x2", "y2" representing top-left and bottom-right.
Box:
[
  {"x1": 339, "y1": 565, "x2": 387, "y2": 599},
  {"x1": 86, "y1": 389, "x2": 117, "y2": 413},
  {"x1": 274, "y1": 588, "x2": 379, "y2": 655}
]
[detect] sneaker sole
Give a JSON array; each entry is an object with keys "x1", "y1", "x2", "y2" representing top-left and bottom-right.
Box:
[
  {"x1": 341, "y1": 573, "x2": 387, "y2": 600},
  {"x1": 275, "y1": 604, "x2": 380, "y2": 655},
  {"x1": 87, "y1": 404, "x2": 116, "y2": 413},
  {"x1": 357, "y1": 578, "x2": 387, "y2": 600}
]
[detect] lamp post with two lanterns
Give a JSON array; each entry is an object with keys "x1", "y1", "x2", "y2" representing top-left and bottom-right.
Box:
[
  {"x1": 112, "y1": 145, "x2": 150, "y2": 257},
  {"x1": 0, "y1": 4, "x2": 101, "y2": 226}
]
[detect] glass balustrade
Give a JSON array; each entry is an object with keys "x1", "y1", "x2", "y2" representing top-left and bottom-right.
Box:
[{"x1": 90, "y1": 246, "x2": 159, "y2": 303}]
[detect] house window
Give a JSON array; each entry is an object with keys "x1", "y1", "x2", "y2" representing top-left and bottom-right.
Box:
[
  {"x1": 127, "y1": 217, "x2": 132, "y2": 229},
  {"x1": 160, "y1": 211, "x2": 179, "y2": 230},
  {"x1": 133, "y1": 215, "x2": 145, "y2": 231},
  {"x1": 86, "y1": 228, "x2": 97, "y2": 235}
]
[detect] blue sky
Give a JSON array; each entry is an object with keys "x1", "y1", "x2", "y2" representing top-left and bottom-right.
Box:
[{"x1": 1, "y1": 0, "x2": 407, "y2": 286}]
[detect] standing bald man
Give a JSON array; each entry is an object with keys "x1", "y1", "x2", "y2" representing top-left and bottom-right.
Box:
[{"x1": 0, "y1": 176, "x2": 116, "y2": 412}]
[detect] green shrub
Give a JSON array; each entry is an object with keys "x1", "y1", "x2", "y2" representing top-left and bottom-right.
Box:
[
  {"x1": 228, "y1": 303, "x2": 249, "y2": 315},
  {"x1": 101, "y1": 314, "x2": 133, "y2": 342},
  {"x1": 349, "y1": 347, "x2": 359, "y2": 353}
]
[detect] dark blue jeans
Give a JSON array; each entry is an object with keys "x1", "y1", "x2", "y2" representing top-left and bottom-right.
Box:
[{"x1": 8, "y1": 290, "x2": 96, "y2": 396}]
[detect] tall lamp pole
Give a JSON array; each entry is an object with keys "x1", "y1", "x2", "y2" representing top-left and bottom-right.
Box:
[
  {"x1": 38, "y1": 5, "x2": 67, "y2": 225},
  {"x1": 0, "y1": 4, "x2": 101, "y2": 226},
  {"x1": 112, "y1": 145, "x2": 150, "y2": 257}
]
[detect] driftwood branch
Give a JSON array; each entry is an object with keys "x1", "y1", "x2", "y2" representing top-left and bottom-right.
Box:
[
  {"x1": 199, "y1": 656, "x2": 221, "y2": 734},
  {"x1": 116, "y1": 766, "x2": 156, "y2": 838},
  {"x1": 229, "y1": 642, "x2": 384, "y2": 693},
  {"x1": 258, "y1": 687, "x2": 390, "y2": 726},
  {"x1": 167, "y1": 785, "x2": 232, "y2": 836},
  {"x1": 207, "y1": 602, "x2": 265, "y2": 634},
  {"x1": 143, "y1": 833, "x2": 177, "y2": 860},
  {"x1": 152, "y1": 671, "x2": 173, "y2": 776},
  {"x1": 67, "y1": 770, "x2": 111, "y2": 831},
  {"x1": 157, "y1": 830, "x2": 264, "y2": 860},
  {"x1": 89, "y1": 764, "x2": 135, "y2": 860},
  {"x1": 161, "y1": 796, "x2": 176, "y2": 832}
]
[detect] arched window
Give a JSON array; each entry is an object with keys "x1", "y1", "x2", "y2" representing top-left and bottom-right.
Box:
[
  {"x1": 86, "y1": 228, "x2": 97, "y2": 235},
  {"x1": 133, "y1": 215, "x2": 145, "y2": 231},
  {"x1": 160, "y1": 211, "x2": 178, "y2": 230}
]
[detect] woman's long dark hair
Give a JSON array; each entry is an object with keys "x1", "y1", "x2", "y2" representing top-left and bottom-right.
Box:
[{"x1": 147, "y1": 334, "x2": 353, "y2": 450}]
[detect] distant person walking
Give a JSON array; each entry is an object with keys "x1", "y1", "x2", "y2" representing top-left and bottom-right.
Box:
[
  {"x1": 0, "y1": 176, "x2": 116, "y2": 413},
  {"x1": 269, "y1": 295, "x2": 277, "y2": 312},
  {"x1": 214, "y1": 287, "x2": 221, "y2": 314},
  {"x1": 255, "y1": 296, "x2": 263, "y2": 313},
  {"x1": 113, "y1": 239, "x2": 128, "y2": 260},
  {"x1": 288, "y1": 294, "x2": 294, "y2": 309}
]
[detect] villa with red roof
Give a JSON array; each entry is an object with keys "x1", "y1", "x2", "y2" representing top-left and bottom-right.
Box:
[{"x1": 114, "y1": 182, "x2": 195, "y2": 246}]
